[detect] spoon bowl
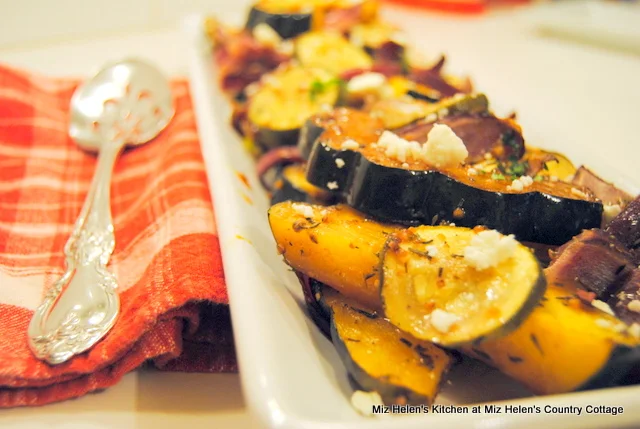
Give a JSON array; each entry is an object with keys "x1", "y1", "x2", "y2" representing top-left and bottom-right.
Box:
[{"x1": 69, "y1": 58, "x2": 174, "y2": 151}]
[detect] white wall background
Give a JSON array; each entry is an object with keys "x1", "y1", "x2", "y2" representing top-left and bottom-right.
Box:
[{"x1": 0, "y1": 0, "x2": 253, "y2": 49}]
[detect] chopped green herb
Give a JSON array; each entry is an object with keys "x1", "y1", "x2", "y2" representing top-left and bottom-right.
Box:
[
  {"x1": 491, "y1": 172, "x2": 506, "y2": 181},
  {"x1": 309, "y1": 78, "x2": 341, "y2": 101},
  {"x1": 534, "y1": 175, "x2": 544, "y2": 182}
]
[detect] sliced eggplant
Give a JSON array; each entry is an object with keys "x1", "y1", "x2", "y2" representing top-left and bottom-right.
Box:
[
  {"x1": 305, "y1": 124, "x2": 602, "y2": 245},
  {"x1": 247, "y1": 65, "x2": 341, "y2": 151},
  {"x1": 270, "y1": 164, "x2": 337, "y2": 205},
  {"x1": 317, "y1": 283, "x2": 453, "y2": 405},
  {"x1": 297, "y1": 107, "x2": 380, "y2": 160},
  {"x1": 245, "y1": 4, "x2": 312, "y2": 39},
  {"x1": 295, "y1": 31, "x2": 373, "y2": 75},
  {"x1": 380, "y1": 225, "x2": 546, "y2": 346}
]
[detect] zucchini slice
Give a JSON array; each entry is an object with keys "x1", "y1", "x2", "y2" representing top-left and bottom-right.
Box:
[
  {"x1": 318, "y1": 283, "x2": 453, "y2": 405},
  {"x1": 271, "y1": 163, "x2": 337, "y2": 205},
  {"x1": 380, "y1": 226, "x2": 546, "y2": 346},
  {"x1": 304, "y1": 120, "x2": 603, "y2": 245},
  {"x1": 295, "y1": 31, "x2": 373, "y2": 75},
  {"x1": 247, "y1": 65, "x2": 341, "y2": 151},
  {"x1": 268, "y1": 202, "x2": 400, "y2": 308},
  {"x1": 245, "y1": 4, "x2": 313, "y2": 39}
]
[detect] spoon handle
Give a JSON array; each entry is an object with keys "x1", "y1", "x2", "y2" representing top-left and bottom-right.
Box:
[{"x1": 28, "y1": 142, "x2": 124, "y2": 365}]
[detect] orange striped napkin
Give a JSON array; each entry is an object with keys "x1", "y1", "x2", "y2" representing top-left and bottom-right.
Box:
[{"x1": 0, "y1": 64, "x2": 236, "y2": 407}]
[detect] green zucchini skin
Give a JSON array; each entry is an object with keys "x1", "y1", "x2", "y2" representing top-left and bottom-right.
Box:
[
  {"x1": 578, "y1": 345, "x2": 640, "y2": 390},
  {"x1": 305, "y1": 144, "x2": 603, "y2": 245},
  {"x1": 245, "y1": 6, "x2": 312, "y2": 39},
  {"x1": 254, "y1": 127, "x2": 300, "y2": 152}
]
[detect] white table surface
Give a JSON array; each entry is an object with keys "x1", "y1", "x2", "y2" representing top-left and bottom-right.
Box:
[{"x1": 1, "y1": 2, "x2": 639, "y2": 428}]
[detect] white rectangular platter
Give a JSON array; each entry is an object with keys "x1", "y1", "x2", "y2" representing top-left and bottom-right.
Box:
[{"x1": 183, "y1": 5, "x2": 640, "y2": 428}]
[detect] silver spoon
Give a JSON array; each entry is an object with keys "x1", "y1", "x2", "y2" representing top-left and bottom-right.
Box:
[{"x1": 28, "y1": 58, "x2": 174, "y2": 365}]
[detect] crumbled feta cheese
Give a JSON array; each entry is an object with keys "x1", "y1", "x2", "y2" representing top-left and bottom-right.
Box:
[
  {"x1": 341, "y1": 139, "x2": 360, "y2": 150},
  {"x1": 347, "y1": 72, "x2": 386, "y2": 97},
  {"x1": 484, "y1": 153, "x2": 493, "y2": 160},
  {"x1": 628, "y1": 300, "x2": 640, "y2": 313},
  {"x1": 252, "y1": 23, "x2": 282, "y2": 47},
  {"x1": 595, "y1": 318, "x2": 613, "y2": 329},
  {"x1": 430, "y1": 309, "x2": 460, "y2": 333},
  {"x1": 463, "y1": 230, "x2": 518, "y2": 270},
  {"x1": 244, "y1": 82, "x2": 260, "y2": 97},
  {"x1": 629, "y1": 323, "x2": 640, "y2": 338},
  {"x1": 571, "y1": 187, "x2": 589, "y2": 199},
  {"x1": 603, "y1": 204, "x2": 622, "y2": 225},
  {"x1": 467, "y1": 167, "x2": 477, "y2": 176},
  {"x1": 591, "y1": 299, "x2": 615, "y2": 316},
  {"x1": 423, "y1": 124, "x2": 468, "y2": 167},
  {"x1": 350, "y1": 390, "x2": 386, "y2": 417},
  {"x1": 401, "y1": 162, "x2": 409, "y2": 169},
  {"x1": 425, "y1": 113, "x2": 438, "y2": 123},
  {"x1": 437, "y1": 108, "x2": 449, "y2": 118},
  {"x1": 426, "y1": 245, "x2": 439, "y2": 258},
  {"x1": 276, "y1": 40, "x2": 294, "y2": 55},
  {"x1": 549, "y1": 175, "x2": 558, "y2": 182},
  {"x1": 327, "y1": 181, "x2": 339, "y2": 190},
  {"x1": 291, "y1": 203, "x2": 314, "y2": 218},
  {"x1": 377, "y1": 130, "x2": 421, "y2": 163},
  {"x1": 335, "y1": 158, "x2": 345, "y2": 168},
  {"x1": 506, "y1": 175, "x2": 533, "y2": 192}
]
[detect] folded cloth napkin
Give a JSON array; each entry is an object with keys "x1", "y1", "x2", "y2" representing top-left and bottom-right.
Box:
[{"x1": 0, "y1": 64, "x2": 236, "y2": 407}]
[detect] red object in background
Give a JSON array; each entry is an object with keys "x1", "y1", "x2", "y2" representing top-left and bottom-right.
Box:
[{"x1": 384, "y1": 0, "x2": 531, "y2": 15}]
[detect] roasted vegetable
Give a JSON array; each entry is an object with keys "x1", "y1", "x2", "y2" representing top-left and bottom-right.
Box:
[
  {"x1": 245, "y1": 4, "x2": 312, "y2": 39},
  {"x1": 247, "y1": 65, "x2": 341, "y2": 150},
  {"x1": 368, "y1": 93, "x2": 489, "y2": 130},
  {"x1": 466, "y1": 281, "x2": 640, "y2": 394},
  {"x1": 305, "y1": 123, "x2": 602, "y2": 245},
  {"x1": 572, "y1": 166, "x2": 634, "y2": 206},
  {"x1": 317, "y1": 283, "x2": 453, "y2": 405},
  {"x1": 270, "y1": 202, "x2": 640, "y2": 394},
  {"x1": 256, "y1": 146, "x2": 304, "y2": 191},
  {"x1": 271, "y1": 163, "x2": 337, "y2": 205},
  {"x1": 269, "y1": 202, "x2": 399, "y2": 308},
  {"x1": 295, "y1": 31, "x2": 373, "y2": 75},
  {"x1": 380, "y1": 225, "x2": 545, "y2": 346}
]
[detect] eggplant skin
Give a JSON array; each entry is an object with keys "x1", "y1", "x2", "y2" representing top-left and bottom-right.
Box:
[
  {"x1": 245, "y1": 6, "x2": 312, "y2": 39},
  {"x1": 306, "y1": 143, "x2": 603, "y2": 245}
]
